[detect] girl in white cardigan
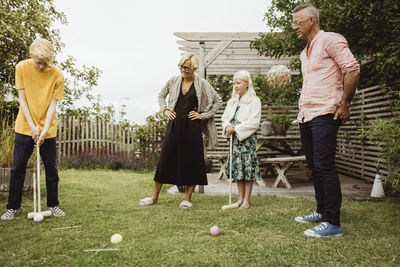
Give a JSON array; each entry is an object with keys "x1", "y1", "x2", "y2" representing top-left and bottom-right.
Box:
[{"x1": 221, "y1": 70, "x2": 261, "y2": 209}]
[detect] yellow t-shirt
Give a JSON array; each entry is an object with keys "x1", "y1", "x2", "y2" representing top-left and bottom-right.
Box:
[{"x1": 14, "y1": 59, "x2": 64, "y2": 138}]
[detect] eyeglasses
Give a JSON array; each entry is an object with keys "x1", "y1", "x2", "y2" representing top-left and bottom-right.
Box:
[
  {"x1": 178, "y1": 65, "x2": 192, "y2": 72},
  {"x1": 291, "y1": 17, "x2": 311, "y2": 28}
]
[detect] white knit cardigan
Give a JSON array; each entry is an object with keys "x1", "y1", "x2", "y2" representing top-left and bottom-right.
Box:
[{"x1": 221, "y1": 96, "x2": 261, "y2": 141}]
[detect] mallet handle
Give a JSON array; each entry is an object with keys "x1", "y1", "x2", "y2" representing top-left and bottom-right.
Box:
[
  {"x1": 33, "y1": 173, "x2": 37, "y2": 213},
  {"x1": 229, "y1": 135, "x2": 233, "y2": 205},
  {"x1": 37, "y1": 145, "x2": 41, "y2": 213}
]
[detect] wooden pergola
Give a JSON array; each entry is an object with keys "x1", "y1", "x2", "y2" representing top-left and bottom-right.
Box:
[{"x1": 174, "y1": 32, "x2": 296, "y2": 78}]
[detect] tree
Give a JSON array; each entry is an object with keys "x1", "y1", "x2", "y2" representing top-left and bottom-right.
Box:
[
  {"x1": 251, "y1": 0, "x2": 400, "y2": 88},
  {"x1": 0, "y1": 0, "x2": 119, "y2": 123},
  {"x1": 208, "y1": 73, "x2": 301, "y2": 105},
  {"x1": 251, "y1": 0, "x2": 400, "y2": 192},
  {"x1": 0, "y1": 0, "x2": 66, "y2": 97}
]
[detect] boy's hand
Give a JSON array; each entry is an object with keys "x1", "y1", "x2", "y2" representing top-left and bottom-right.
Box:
[
  {"x1": 31, "y1": 126, "x2": 40, "y2": 144},
  {"x1": 37, "y1": 130, "x2": 47, "y2": 146}
]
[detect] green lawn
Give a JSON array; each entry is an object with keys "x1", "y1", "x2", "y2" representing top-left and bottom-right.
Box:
[{"x1": 1, "y1": 169, "x2": 399, "y2": 266}]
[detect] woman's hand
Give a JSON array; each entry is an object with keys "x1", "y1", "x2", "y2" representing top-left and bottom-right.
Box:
[
  {"x1": 225, "y1": 125, "x2": 235, "y2": 137},
  {"x1": 188, "y1": 110, "x2": 202, "y2": 120},
  {"x1": 164, "y1": 109, "x2": 176, "y2": 120}
]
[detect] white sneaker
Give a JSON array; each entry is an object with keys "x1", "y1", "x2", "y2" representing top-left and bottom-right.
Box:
[
  {"x1": 49, "y1": 206, "x2": 65, "y2": 217},
  {"x1": 1, "y1": 209, "x2": 18, "y2": 220}
]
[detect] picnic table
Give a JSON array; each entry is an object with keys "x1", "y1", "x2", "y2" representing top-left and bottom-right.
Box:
[
  {"x1": 257, "y1": 135, "x2": 308, "y2": 189},
  {"x1": 208, "y1": 135, "x2": 308, "y2": 189}
]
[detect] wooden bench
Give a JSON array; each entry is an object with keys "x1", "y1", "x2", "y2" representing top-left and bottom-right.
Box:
[
  {"x1": 207, "y1": 153, "x2": 228, "y2": 180},
  {"x1": 261, "y1": 155, "x2": 307, "y2": 189},
  {"x1": 207, "y1": 152, "x2": 270, "y2": 187}
]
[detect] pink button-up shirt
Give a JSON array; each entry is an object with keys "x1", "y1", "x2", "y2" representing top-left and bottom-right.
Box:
[{"x1": 298, "y1": 30, "x2": 360, "y2": 123}]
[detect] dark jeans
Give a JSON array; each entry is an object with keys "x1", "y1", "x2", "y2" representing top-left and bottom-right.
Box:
[
  {"x1": 299, "y1": 114, "x2": 342, "y2": 226},
  {"x1": 7, "y1": 133, "x2": 60, "y2": 209}
]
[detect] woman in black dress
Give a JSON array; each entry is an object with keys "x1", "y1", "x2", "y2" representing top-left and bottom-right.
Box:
[{"x1": 139, "y1": 54, "x2": 222, "y2": 208}]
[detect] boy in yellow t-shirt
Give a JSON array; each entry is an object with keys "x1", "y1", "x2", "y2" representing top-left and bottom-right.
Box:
[{"x1": 1, "y1": 38, "x2": 66, "y2": 220}]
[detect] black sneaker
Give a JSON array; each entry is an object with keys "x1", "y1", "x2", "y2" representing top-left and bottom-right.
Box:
[
  {"x1": 1, "y1": 209, "x2": 18, "y2": 220},
  {"x1": 48, "y1": 206, "x2": 65, "y2": 217}
]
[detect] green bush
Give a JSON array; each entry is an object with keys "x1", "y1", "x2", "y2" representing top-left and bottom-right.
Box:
[
  {"x1": 208, "y1": 73, "x2": 301, "y2": 105},
  {"x1": 365, "y1": 115, "x2": 400, "y2": 195},
  {"x1": 0, "y1": 117, "x2": 35, "y2": 168},
  {"x1": 133, "y1": 111, "x2": 168, "y2": 170}
]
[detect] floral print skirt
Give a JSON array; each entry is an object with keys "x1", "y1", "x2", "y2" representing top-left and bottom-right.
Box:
[{"x1": 225, "y1": 107, "x2": 261, "y2": 181}]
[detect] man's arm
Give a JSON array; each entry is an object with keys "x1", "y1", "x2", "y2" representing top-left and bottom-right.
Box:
[
  {"x1": 334, "y1": 69, "x2": 360, "y2": 123},
  {"x1": 38, "y1": 98, "x2": 58, "y2": 146},
  {"x1": 18, "y1": 89, "x2": 40, "y2": 142}
]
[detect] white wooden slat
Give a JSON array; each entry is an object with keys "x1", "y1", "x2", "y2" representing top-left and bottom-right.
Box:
[
  {"x1": 174, "y1": 32, "x2": 261, "y2": 41},
  {"x1": 205, "y1": 41, "x2": 233, "y2": 68},
  {"x1": 177, "y1": 40, "x2": 252, "y2": 49}
]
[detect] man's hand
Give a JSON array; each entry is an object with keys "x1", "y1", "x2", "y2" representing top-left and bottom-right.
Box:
[
  {"x1": 164, "y1": 109, "x2": 176, "y2": 120},
  {"x1": 334, "y1": 99, "x2": 351, "y2": 124},
  {"x1": 188, "y1": 110, "x2": 202, "y2": 120},
  {"x1": 225, "y1": 125, "x2": 235, "y2": 137}
]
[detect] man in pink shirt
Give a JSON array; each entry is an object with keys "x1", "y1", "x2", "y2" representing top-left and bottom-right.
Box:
[{"x1": 292, "y1": 4, "x2": 360, "y2": 237}]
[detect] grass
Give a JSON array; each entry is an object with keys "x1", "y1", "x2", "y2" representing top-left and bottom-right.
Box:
[{"x1": 0, "y1": 169, "x2": 399, "y2": 266}]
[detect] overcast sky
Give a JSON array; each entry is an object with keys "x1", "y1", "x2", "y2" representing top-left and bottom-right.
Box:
[{"x1": 54, "y1": 0, "x2": 271, "y2": 124}]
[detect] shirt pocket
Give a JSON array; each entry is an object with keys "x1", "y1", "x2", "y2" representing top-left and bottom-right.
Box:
[{"x1": 310, "y1": 50, "x2": 331, "y2": 72}]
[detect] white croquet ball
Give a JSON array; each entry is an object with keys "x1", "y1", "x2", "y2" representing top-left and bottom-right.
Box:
[
  {"x1": 111, "y1": 234, "x2": 123, "y2": 244},
  {"x1": 266, "y1": 65, "x2": 291, "y2": 88},
  {"x1": 33, "y1": 213, "x2": 44, "y2": 222}
]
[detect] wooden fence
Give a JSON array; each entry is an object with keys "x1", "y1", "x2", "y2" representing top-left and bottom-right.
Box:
[
  {"x1": 336, "y1": 85, "x2": 395, "y2": 181},
  {"x1": 56, "y1": 116, "x2": 135, "y2": 162},
  {"x1": 209, "y1": 85, "x2": 395, "y2": 181},
  {"x1": 56, "y1": 85, "x2": 394, "y2": 181}
]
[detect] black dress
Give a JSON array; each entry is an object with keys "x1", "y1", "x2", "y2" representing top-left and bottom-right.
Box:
[{"x1": 154, "y1": 83, "x2": 207, "y2": 186}]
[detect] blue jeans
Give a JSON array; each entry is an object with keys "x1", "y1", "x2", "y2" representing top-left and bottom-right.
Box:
[
  {"x1": 299, "y1": 114, "x2": 342, "y2": 226},
  {"x1": 7, "y1": 133, "x2": 60, "y2": 209}
]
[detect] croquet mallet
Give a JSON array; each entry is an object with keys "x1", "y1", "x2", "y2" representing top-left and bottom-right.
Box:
[{"x1": 27, "y1": 145, "x2": 52, "y2": 219}]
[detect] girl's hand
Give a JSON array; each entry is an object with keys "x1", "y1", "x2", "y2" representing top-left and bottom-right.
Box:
[{"x1": 225, "y1": 125, "x2": 235, "y2": 137}]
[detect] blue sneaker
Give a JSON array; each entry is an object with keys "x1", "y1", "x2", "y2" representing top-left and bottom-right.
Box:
[
  {"x1": 304, "y1": 222, "x2": 343, "y2": 237},
  {"x1": 295, "y1": 212, "x2": 322, "y2": 223}
]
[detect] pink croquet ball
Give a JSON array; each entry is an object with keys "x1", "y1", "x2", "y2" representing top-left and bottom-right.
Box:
[{"x1": 210, "y1": 225, "x2": 221, "y2": 236}]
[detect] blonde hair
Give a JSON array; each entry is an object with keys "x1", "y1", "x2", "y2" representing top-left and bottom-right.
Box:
[
  {"x1": 178, "y1": 53, "x2": 199, "y2": 69},
  {"x1": 229, "y1": 70, "x2": 257, "y2": 105},
  {"x1": 293, "y1": 4, "x2": 319, "y2": 24},
  {"x1": 29, "y1": 38, "x2": 54, "y2": 64}
]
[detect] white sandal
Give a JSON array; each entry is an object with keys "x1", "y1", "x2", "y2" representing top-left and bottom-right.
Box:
[
  {"x1": 179, "y1": 200, "x2": 192, "y2": 209},
  {"x1": 139, "y1": 197, "x2": 154, "y2": 206}
]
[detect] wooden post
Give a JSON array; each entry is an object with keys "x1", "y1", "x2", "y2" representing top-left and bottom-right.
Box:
[
  {"x1": 67, "y1": 116, "x2": 72, "y2": 156},
  {"x1": 85, "y1": 117, "x2": 89, "y2": 151},
  {"x1": 63, "y1": 116, "x2": 66, "y2": 158},
  {"x1": 72, "y1": 116, "x2": 76, "y2": 155},
  {"x1": 198, "y1": 41, "x2": 206, "y2": 78},
  {"x1": 57, "y1": 116, "x2": 61, "y2": 162}
]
